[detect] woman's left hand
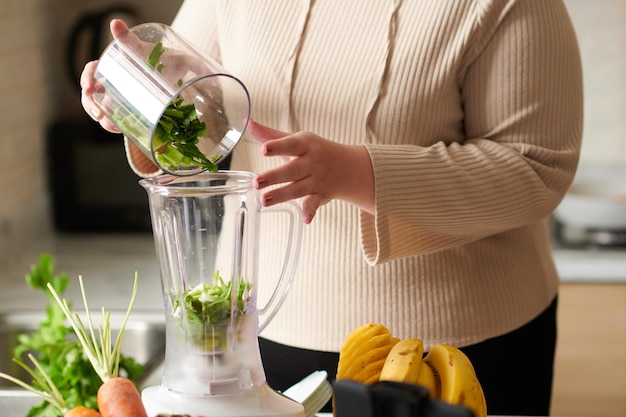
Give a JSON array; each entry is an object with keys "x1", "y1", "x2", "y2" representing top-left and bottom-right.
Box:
[{"x1": 249, "y1": 120, "x2": 375, "y2": 224}]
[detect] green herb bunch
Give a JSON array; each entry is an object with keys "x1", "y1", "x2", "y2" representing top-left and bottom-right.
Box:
[{"x1": 12, "y1": 255, "x2": 144, "y2": 417}]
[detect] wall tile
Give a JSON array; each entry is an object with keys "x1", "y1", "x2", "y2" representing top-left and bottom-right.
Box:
[{"x1": 564, "y1": 0, "x2": 626, "y2": 167}]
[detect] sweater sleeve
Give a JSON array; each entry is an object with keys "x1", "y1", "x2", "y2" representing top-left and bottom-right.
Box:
[
  {"x1": 360, "y1": 0, "x2": 583, "y2": 264},
  {"x1": 171, "y1": 0, "x2": 221, "y2": 63}
]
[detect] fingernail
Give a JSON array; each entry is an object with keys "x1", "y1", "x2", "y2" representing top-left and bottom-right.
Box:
[
  {"x1": 263, "y1": 145, "x2": 272, "y2": 156},
  {"x1": 89, "y1": 108, "x2": 101, "y2": 120},
  {"x1": 263, "y1": 195, "x2": 273, "y2": 205},
  {"x1": 254, "y1": 178, "x2": 265, "y2": 189}
]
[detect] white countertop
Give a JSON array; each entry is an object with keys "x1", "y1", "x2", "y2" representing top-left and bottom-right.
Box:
[{"x1": 552, "y1": 247, "x2": 626, "y2": 283}]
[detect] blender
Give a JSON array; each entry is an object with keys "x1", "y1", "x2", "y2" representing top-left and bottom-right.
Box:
[{"x1": 140, "y1": 172, "x2": 305, "y2": 417}]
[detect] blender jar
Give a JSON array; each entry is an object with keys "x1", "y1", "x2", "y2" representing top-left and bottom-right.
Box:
[{"x1": 140, "y1": 172, "x2": 302, "y2": 398}]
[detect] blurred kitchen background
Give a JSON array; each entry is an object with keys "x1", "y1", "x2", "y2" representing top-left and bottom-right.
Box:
[
  {"x1": 0, "y1": 0, "x2": 181, "y2": 253},
  {"x1": 0, "y1": 1, "x2": 624, "y2": 416}
]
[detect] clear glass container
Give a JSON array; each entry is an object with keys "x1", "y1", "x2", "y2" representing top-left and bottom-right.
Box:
[
  {"x1": 94, "y1": 23, "x2": 250, "y2": 175},
  {"x1": 140, "y1": 172, "x2": 303, "y2": 417}
]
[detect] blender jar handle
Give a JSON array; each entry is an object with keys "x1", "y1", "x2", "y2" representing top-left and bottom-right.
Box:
[{"x1": 257, "y1": 200, "x2": 303, "y2": 333}]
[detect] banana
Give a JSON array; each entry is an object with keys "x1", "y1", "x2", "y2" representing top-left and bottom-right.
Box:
[
  {"x1": 416, "y1": 359, "x2": 439, "y2": 399},
  {"x1": 423, "y1": 344, "x2": 487, "y2": 417},
  {"x1": 337, "y1": 325, "x2": 487, "y2": 417},
  {"x1": 351, "y1": 357, "x2": 388, "y2": 384},
  {"x1": 337, "y1": 323, "x2": 396, "y2": 380},
  {"x1": 338, "y1": 323, "x2": 390, "y2": 370},
  {"x1": 379, "y1": 337, "x2": 441, "y2": 399},
  {"x1": 343, "y1": 338, "x2": 399, "y2": 382},
  {"x1": 379, "y1": 338, "x2": 424, "y2": 384}
]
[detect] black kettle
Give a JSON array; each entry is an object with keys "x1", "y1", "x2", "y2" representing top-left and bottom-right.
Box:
[{"x1": 66, "y1": 5, "x2": 138, "y2": 90}]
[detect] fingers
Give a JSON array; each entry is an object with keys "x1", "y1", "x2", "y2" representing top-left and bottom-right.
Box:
[
  {"x1": 301, "y1": 195, "x2": 322, "y2": 224},
  {"x1": 254, "y1": 138, "x2": 316, "y2": 191},
  {"x1": 110, "y1": 19, "x2": 130, "y2": 39},
  {"x1": 79, "y1": 19, "x2": 131, "y2": 134},
  {"x1": 80, "y1": 60, "x2": 120, "y2": 133},
  {"x1": 259, "y1": 177, "x2": 322, "y2": 224},
  {"x1": 248, "y1": 119, "x2": 290, "y2": 143},
  {"x1": 80, "y1": 61, "x2": 101, "y2": 119},
  {"x1": 258, "y1": 177, "x2": 323, "y2": 224}
]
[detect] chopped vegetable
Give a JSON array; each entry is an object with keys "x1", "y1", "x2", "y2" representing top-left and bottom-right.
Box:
[
  {"x1": 145, "y1": 42, "x2": 218, "y2": 173},
  {"x1": 154, "y1": 96, "x2": 218, "y2": 172},
  {"x1": 147, "y1": 41, "x2": 166, "y2": 73},
  {"x1": 173, "y1": 271, "x2": 250, "y2": 350},
  {"x1": 48, "y1": 275, "x2": 148, "y2": 417}
]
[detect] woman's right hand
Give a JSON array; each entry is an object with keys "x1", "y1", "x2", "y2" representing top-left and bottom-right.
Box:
[{"x1": 80, "y1": 19, "x2": 131, "y2": 133}]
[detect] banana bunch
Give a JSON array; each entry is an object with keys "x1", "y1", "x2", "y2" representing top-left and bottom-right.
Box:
[
  {"x1": 336, "y1": 323, "x2": 400, "y2": 384},
  {"x1": 336, "y1": 323, "x2": 487, "y2": 417}
]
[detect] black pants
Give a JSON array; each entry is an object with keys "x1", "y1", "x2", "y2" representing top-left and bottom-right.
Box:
[{"x1": 259, "y1": 296, "x2": 558, "y2": 416}]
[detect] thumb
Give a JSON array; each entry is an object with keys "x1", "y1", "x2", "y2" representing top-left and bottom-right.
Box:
[
  {"x1": 247, "y1": 119, "x2": 290, "y2": 144},
  {"x1": 110, "y1": 19, "x2": 130, "y2": 39}
]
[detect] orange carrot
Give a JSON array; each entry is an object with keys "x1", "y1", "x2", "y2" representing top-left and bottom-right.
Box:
[
  {"x1": 65, "y1": 406, "x2": 102, "y2": 417},
  {"x1": 97, "y1": 377, "x2": 148, "y2": 417}
]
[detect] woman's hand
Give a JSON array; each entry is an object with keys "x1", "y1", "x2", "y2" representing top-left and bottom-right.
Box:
[
  {"x1": 249, "y1": 120, "x2": 375, "y2": 224},
  {"x1": 81, "y1": 19, "x2": 216, "y2": 135},
  {"x1": 80, "y1": 19, "x2": 130, "y2": 133}
]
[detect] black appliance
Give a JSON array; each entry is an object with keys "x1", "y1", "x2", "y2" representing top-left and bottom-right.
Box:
[
  {"x1": 46, "y1": 6, "x2": 151, "y2": 233},
  {"x1": 333, "y1": 380, "x2": 474, "y2": 417},
  {"x1": 47, "y1": 120, "x2": 152, "y2": 233}
]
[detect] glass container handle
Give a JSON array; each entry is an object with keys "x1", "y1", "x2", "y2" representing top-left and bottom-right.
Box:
[{"x1": 257, "y1": 200, "x2": 303, "y2": 333}]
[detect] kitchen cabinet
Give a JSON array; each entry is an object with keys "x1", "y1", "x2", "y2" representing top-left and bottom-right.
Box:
[{"x1": 551, "y1": 283, "x2": 626, "y2": 417}]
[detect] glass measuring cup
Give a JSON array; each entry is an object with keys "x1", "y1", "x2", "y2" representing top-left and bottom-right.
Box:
[{"x1": 93, "y1": 23, "x2": 250, "y2": 175}]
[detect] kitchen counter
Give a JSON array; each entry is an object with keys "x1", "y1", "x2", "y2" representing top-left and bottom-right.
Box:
[
  {"x1": 552, "y1": 247, "x2": 626, "y2": 282},
  {"x1": 0, "y1": 233, "x2": 162, "y2": 313},
  {"x1": 1, "y1": 233, "x2": 625, "y2": 314},
  {"x1": 0, "y1": 393, "x2": 541, "y2": 417}
]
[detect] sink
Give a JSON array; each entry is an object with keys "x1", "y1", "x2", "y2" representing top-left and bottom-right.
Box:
[
  {"x1": 0, "y1": 310, "x2": 166, "y2": 389},
  {"x1": 0, "y1": 390, "x2": 41, "y2": 417}
]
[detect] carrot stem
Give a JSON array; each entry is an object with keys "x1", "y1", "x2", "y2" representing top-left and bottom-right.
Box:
[{"x1": 47, "y1": 274, "x2": 139, "y2": 384}]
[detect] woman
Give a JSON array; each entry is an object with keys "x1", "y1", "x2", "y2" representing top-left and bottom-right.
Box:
[{"x1": 81, "y1": 1, "x2": 583, "y2": 415}]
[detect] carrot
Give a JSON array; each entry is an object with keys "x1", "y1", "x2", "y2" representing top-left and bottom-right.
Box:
[
  {"x1": 65, "y1": 406, "x2": 102, "y2": 417},
  {"x1": 49, "y1": 274, "x2": 148, "y2": 417},
  {"x1": 0, "y1": 354, "x2": 101, "y2": 417},
  {"x1": 97, "y1": 377, "x2": 147, "y2": 417}
]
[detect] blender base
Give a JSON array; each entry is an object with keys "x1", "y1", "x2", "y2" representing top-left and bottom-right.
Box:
[{"x1": 142, "y1": 383, "x2": 305, "y2": 417}]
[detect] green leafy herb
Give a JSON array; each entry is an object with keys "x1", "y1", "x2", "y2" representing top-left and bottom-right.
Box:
[
  {"x1": 173, "y1": 271, "x2": 250, "y2": 350},
  {"x1": 145, "y1": 42, "x2": 218, "y2": 173},
  {"x1": 147, "y1": 41, "x2": 165, "y2": 72},
  {"x1": 154, "y1": 96, "x2": 218, "y2": 172},
  {"x1": 7, "y1": 255, "x2": 144, "y2": 417},
  {"x1": 0, "y1": 353, "x2": 82, "y2": 416}
]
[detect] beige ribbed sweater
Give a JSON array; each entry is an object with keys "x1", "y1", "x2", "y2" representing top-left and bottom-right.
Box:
[{"x1": 131, "y1": 0, "x2": 583, "y2": 351}]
